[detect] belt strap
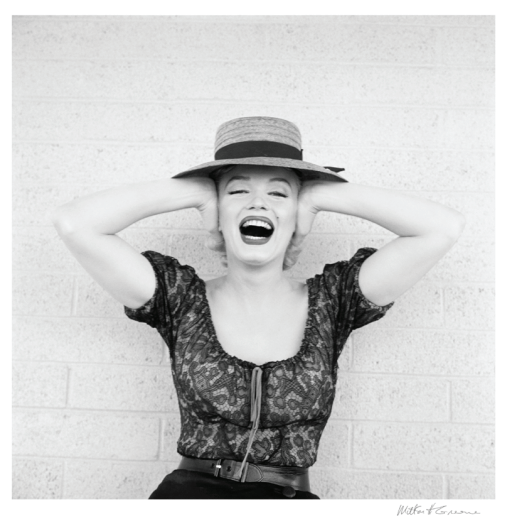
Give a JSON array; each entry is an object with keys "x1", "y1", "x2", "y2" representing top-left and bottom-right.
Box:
[{"x1": 178, "y1": 456, "x2": 311, "y2": 492}]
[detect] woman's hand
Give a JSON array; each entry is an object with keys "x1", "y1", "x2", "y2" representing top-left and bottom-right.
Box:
[
  {"x1": 192, "y1": 176, "x2": 224, "y2": 251},
  {"x1": 290, "y1": 181, "x2": 321, "y2": 250}
]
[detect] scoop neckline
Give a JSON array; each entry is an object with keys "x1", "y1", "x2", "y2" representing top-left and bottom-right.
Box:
[{"x1": 197, "y1": 275, "x2": 316, "y2": 370}]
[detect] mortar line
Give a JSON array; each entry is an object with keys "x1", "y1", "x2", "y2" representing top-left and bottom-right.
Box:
[
  {"x1": 11, "y1": 138, "x2": 496, "y2": 153},
  {"x1": 12, "y1": 55, "x2": 494, "y2": 67},
  {"x1": 448, "y1": 380, "x2": 453, "y2": 422},
  {"x1": 443, "y1": 474, "x2": 449, "y2": 498},
  {"x1": 15, "y1": 14, "x2": 494, "y2": 27},
  {"x1": 12, "y1": 95, "x2": 495, "y2": 111},
  {"x1": 61, "y1": 459, "x2": 67, "y2": 499},
  {"x1": 65, "y1": 365, "x2": 71, "y2": 408},
  {"x1": 70, "y1": 276, "x2": 78, "y2": 317},
  {"x1": 348, "y1": 422, "x2": 354, "y2": 468},
  {"x1": 15, "y1": 452, "x2": 494, "y2": 475}
]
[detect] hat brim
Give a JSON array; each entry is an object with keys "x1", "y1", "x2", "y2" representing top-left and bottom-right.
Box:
[{"x1": 172, "y1": 157, "x2": 347, "y2": 183}]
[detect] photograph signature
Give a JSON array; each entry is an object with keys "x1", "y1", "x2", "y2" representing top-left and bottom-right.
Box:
[{"x1": 397, "y1": 503, "x2": 480, "y2": 516}]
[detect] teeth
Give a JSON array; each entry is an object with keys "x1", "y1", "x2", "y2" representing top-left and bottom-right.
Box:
[
  {"x1": 242, "y1": 219, "x2": 272, "y2": 230},
  {"x1": 245, "y1": 235, "x2": 266, "y2": 239}
]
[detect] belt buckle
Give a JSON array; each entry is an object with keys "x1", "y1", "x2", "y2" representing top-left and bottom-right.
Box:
[{"x1": 213, "y1": 459, "x2": 223, "y2": 478}]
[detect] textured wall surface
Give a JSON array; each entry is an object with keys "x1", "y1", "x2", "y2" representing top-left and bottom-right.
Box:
[{"x1": 12, "y1": 15, "x2": 494, "y2": 499}]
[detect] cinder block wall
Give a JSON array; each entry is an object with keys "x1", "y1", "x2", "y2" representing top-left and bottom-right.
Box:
[{"x1": 12, "y1": 15, "x2": 494, "y2": 499}]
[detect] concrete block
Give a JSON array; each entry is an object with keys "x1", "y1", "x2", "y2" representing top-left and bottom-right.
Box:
[
  {"x1": 301, "y1": 107, "x2": 445, "y2": 149},
  {"x1": 13, "y1": 100, "x2": 179, "y2": 143},
  {"x1": 14, "y1": 100, "x2": 446, "y2": 149},
  {"x1": 160, "y1": 414, "x2": 184, "y2": 461},
  {"x1": 13, "y1": 226, "x2": 80, "y2": 273},
  {"x1": 75, "y1": 275, "x2": 125, "y2": 317},
  {"x1": 63, "y1": 460, "x2": 174, "y2": 499},
  {"x1": 451, "y1": 378, "x2": 494, "y2": 423},
  {"x1": 13, "y1": 272, "x2": 74, "y2": 316},
  {"x1": 13, "y1": 410, "x2": 160, "y2": 460},
  {"x1": 281, "y1": 63, "x2": 355, "y2": 106},
  {"x1": 68, "y1": 364, "x2": 178, "y2": 413},
  {"x1": 418, "y1": 191, "x2": 494, "y2": 240},
  {"x1": 168, "y1": 232, "x2": 226, "y2": 277},
  {"x1": 349, "y1": 237, "x2": 399, "y2": 257},
  {"x1": 13, "y1": 361, "x2": 68, "y2": 408},
  {"x1": 265, "y1": 23, "x2": 437, "y2": 64},
  {"x1": 335, "y1": 15, "x2": 494, "y2": 27},
  {"x1": 14, "y1": 59, "x2": 302, "y2": 104},
  {"x1": 314, "y1": 420, "x2": 349, "y2": 468},
  {"x1": 447, "y1": 473, "x2": 495, "y2": 499},
  {"x1": 12, "y1": 143, "x2": 212, "y2": 187},
  {"x1": 12, "y1": 458, "x2": 63, "y2": 499},
  {"x1": 115, "y1": 228, "x2": 169, "y2": 255},
  {"x1": 331, "y1": 374, "x2": 448, "y2": 421},
  {"x1": 308, "y1": 147, "x2": 494, "y2": 193},
  {"x1": 310, "y1": 468, "x2": 442, "y2": 499},
  {"x1": 311, "y1": 212, "x2": 390, "y2": 236},
  {"x1": 444, "y1": 284, "x2": 495, "y2": 330},
  {"x1": 350, "y1": 66, "x2": 493, "y2": 107},
  {"x1": 13, "y1": 17, "x2": 269, "y2": 61},
  {"x1": 443, "y1": 109, "x2": 495, "y2": 150},
  {"x1": 13, "y1": 183, "x2": 93, "y2": 227},
  {"x1": 353, "y1": 423, "x2": 494, "y2": 472},
  {"x1": 371, "y1": 282, "x2": 443, "y2": 329},
  {"x1": 425, "y1": 239, "x2": 494, "y2": 283},
  {"x1": 352, "y1": 328, "x2": 494, "y2": 376},
  {"x1": 13, "y1": 316, "x2": 164, "y2": 365},
  {"x1": 290, "y1": 235, "x2": 353, "y2": 279},
  {"x1": 440, "y1": 27, "x2": 495, "y2": 66}
]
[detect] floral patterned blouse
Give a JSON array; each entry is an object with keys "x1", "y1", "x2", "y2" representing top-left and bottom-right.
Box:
[{"x1": 124, "y1": 247, "x2": 393, "y2": 468}]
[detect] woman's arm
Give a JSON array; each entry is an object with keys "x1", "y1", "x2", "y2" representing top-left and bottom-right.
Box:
[
  {"x1": 293, "y1": 181, "x2": 466, "y2": 306},
  {"x1": 51, "y1": 177, "x2": 220, "y2": 308}
]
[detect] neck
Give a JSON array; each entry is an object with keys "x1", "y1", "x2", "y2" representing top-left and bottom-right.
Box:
[{"x1": 222, "y1": 257, "x2": 292, "y2": 300}]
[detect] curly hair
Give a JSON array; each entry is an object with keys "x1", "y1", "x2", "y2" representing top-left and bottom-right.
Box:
[{"x1": 206, "y1": 165, "x2": 304, "y2": 270}]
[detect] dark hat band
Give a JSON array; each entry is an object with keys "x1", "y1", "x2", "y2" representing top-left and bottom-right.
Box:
[{"x1": 215, "y1": 140, "x2": 303, "y2": 161}]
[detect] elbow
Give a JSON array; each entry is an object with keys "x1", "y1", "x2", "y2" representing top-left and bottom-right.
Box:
[
  {"x1": 427, "y1": 211, "x2": 466, "y2": 247},
  {"x1": 51, "y1": 204, "x2": 79, "y2": 238},
  {"x1": 448, "y1": 211, "x2": 466, "y2": 241}
]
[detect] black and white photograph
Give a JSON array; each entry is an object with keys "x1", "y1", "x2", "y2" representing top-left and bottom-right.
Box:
[{"x1": 11, "y1": 11, "x2": 496, "y2": 513}]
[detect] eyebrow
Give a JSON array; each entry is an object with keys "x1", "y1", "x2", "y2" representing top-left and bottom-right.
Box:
[{"x1": 224, "y1": 176, "x2": 293, "y2": 189}]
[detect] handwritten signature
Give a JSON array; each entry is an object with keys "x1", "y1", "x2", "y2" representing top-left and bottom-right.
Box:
[{"x1": 397, "y1": 504, "x2": 480, "y2": 516}]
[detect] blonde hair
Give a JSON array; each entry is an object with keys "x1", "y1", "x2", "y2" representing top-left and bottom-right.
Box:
[{"x1": 206, "y1": 165, "x2": 304, "y2": 270}]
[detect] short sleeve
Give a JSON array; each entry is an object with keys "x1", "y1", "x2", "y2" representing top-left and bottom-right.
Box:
[
  {"x1": 320, "y1": 247, "x2": 394, "y2": 334},
  {"x1": 124, "y1": 250, "x2": 197, "y2": 331}
]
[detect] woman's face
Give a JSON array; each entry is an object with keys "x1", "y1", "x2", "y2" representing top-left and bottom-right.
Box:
[{"x1": 217, "y1": 165, "x2": 300, "y2": 268}]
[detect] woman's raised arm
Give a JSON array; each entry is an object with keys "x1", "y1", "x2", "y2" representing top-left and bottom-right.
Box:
[
  {"x1": 51, "y1": 177, "x2": 220, "y2": 309},
  {"x1": 293, "y1": 181, "x2": 466, "y2": 307}
]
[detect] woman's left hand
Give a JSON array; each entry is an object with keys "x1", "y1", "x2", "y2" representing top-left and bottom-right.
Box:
[{"x1": 291, "y1": 181, "x2": 320, "y2": 250}]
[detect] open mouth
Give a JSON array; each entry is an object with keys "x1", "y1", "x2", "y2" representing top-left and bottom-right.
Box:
[{"x1": 239, "y1": 216, "x2": 275, "y2": 245}]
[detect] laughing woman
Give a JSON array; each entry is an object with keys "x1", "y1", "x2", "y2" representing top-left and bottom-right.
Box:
[{"x1": 52, "y1": 117, "x2": 465, "y2": 499}]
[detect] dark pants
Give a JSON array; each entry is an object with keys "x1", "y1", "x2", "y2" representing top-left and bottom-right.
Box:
[{"x1": 149, "y1": 469, "x2": 320, "y2": 499}]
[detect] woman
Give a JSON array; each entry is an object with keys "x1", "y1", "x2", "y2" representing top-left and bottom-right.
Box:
[{"x1": 52, "y1": 116, "x2": 465, "y2": 499}]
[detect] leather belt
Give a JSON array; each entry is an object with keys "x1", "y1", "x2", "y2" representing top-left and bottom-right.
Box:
[{"x1": 178, "y1": 456, "x2": 311, "y2": 492}]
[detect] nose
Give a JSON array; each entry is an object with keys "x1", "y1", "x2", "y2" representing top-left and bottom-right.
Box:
[{"x1": 248, "y1": 192, "x2": 268, "y2": 210}]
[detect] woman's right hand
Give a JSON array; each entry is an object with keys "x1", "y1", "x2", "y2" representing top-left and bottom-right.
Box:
[{"x1": 192, "y1": 176, "x2": 224, "y2": 252}]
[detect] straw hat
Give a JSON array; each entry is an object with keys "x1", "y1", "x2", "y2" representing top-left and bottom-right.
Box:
[{"x1": 172, "y1": 116, "x2": 347, "y2": 182}]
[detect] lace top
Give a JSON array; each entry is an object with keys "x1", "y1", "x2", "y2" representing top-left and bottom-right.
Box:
[{"x1": 124, "y1": 247, "x2": 393, "y2": 468}]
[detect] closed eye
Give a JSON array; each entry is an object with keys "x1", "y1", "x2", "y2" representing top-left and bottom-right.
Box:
[
  {"x1": 228, "y1": 189, "x2": 249, "y2": 195},
  {"x1": 269, "y1": 192, "x2": 287, "y2": 197}
]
